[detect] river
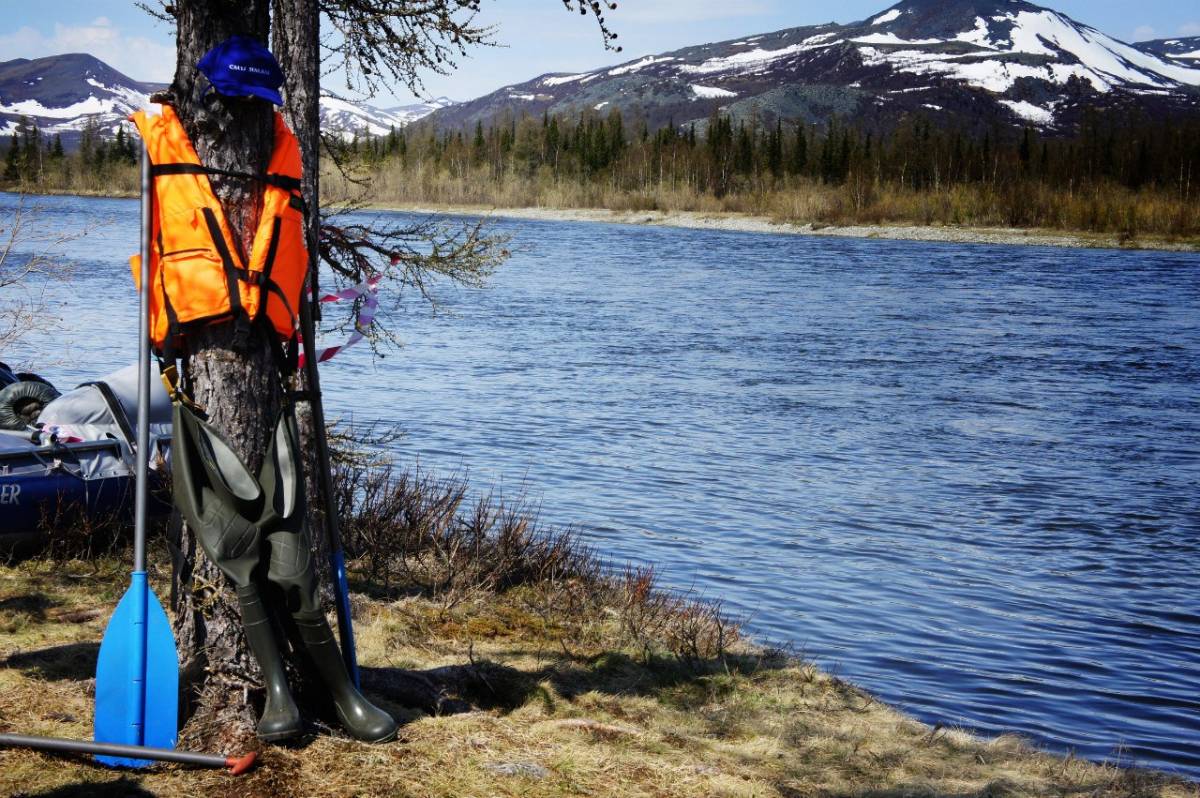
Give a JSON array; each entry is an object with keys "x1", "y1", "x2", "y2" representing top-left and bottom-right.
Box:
[{"x1": 3, "y1": 192, "x2": 1198, "y2": 778}]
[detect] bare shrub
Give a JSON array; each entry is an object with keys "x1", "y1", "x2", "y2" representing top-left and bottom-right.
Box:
[
  {"x1": 333, "y1": 437, "x2": 598, "y2": 604},
  {"x1": 330, "y1": 427, "x2": 741, "y2": 664}
]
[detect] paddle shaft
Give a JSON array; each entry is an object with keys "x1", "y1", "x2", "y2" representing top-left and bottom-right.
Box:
[
  {"x1": 299, "y1": 282, "x2": 360, "y2": 687},
  {"x1": 0, "y1": 733, "x2": 255, "y2": 774},
  {"x1": 136, "y1": 144, "x2": 152, "y2": 572},
  {"x1": 117, "y1": 143, "x2": 154, "y2": 747},
  {"x1": 90, "y1": 130, "x2": 178, "y2": 772}
]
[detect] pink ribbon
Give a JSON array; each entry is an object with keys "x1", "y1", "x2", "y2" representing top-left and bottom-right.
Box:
[{"x1": 297, "y1": 274, "x2": 382, "y2": 368}]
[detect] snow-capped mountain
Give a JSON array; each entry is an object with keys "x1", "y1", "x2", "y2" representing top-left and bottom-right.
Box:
[
  {"x1": 319, "y1": 95, "x2": 457, "y2": 137},
  {"x1": 0, "y1": 53, "x2": 453, "y2": 146},
  {"x1": 430, "y1": 0, "x2": 1200, "y2": 133},
  {"x1": 1136, "y1": 36, "x2": 1200, "y2": 64},
  {"x1": 0, "y1": 54, "x2": 158, "y2": 142}
]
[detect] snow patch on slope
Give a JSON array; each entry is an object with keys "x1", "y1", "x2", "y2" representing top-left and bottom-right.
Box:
[
  {"x1": 999, "y1": 99, "x2": 1055, "y2": 124},
  {"x1": 955, "y1": 18, "x2": 994, "y2": 49},
  {"x1": 851, "y1": 7, "x2": 1200, "y2": 96},
  {"x1": 543, "y1": 73, "x2": 593, "y2": 86},
  {"x1": 0, "y1": 96, "x2": 118, "y2": 118},
  {"x1": 853, "y1": 33, "x2": 943, "y2": 46},
  {"x1": 1000, "y1": 10, "x2": 1200, "y2": 86},
  {"x1": 319, "y1": 96, "x2": 452, "y2": 137},
  {"x1": 691, "y1": 84, "x2": 738, "y2": 99},
  {"x1": 681, "y1": 40, "x2": 835, "y2": 75},
  {"x1": 608, "y1": 56, "x2": 674, "y2": 76},
  {"x1": 872, "y1": 9, "x2": 902, "y2": 26},
  {"x1": 859, "y1": 46, "x2": 1113, "y2": 93}
]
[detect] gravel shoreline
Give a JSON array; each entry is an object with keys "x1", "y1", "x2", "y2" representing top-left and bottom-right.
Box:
[{"x1": 374, "y1": 203, "x2": 1200, "y2": 251}]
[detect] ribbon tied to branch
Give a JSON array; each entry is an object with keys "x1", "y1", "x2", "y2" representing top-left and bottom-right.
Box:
[{"x1": 297, "y1": 274, "x2": 382, "y2": 368}]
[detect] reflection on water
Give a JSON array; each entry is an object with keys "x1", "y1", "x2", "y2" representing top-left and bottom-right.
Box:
[{"x1": 5, "y1": 192, "x2": 1199, "y2": 778}]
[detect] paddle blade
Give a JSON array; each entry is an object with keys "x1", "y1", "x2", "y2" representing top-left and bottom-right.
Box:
[{"x1": 94, "y1": 575, "x2": 179, "y2": 768}]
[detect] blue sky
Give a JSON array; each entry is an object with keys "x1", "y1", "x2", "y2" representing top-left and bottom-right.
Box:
[{"x1": 2, "y1": 1, "x2": 1198, "y2": 104}]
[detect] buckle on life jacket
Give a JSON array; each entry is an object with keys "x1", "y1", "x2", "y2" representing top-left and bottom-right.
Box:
[{"x1": 160, "y1": 363, "x2": 205, "y2": 414}]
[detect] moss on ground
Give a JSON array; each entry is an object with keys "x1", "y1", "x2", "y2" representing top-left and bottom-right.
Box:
[{"x1": 1, "y1": 556, "x2": 1195, "y2": 798}]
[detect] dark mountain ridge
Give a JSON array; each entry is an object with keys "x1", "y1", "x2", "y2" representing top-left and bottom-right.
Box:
[
  {"x1": 426, "y1": 0, "x2": 1200, "y2": 135},
  {"x1": 0, "y1": 53, "x2": 452, "y2": 149}
]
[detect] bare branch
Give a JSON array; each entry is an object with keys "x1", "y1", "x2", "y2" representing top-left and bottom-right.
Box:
[
  {"x1": 0, "y1": 196, "x2": 81, "y2": 353},
  {"x1": 317, "y1": 210, "x2": 508, "y2": 352},
  {"x1": 318, "y1": 0, "x2": 621, "y2": 99},
  {"x1": 135, "y1": 1, "x2": 177, "y2": 22},
  {"x1": 320, "y1": 0, "x2": 498, "y2": 98}
]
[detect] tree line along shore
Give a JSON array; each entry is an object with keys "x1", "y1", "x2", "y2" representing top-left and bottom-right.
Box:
[
  {"x1": 331, "y1": 108, "x2": 1200, "y2": 243},
  {"x1": 3, "y1": 109, "x2": 1199, "y2": 244}
]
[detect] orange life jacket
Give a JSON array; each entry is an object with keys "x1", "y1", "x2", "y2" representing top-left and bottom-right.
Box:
[{"x1": 129, "y1": 105, "x2": 309, "y2": 356}]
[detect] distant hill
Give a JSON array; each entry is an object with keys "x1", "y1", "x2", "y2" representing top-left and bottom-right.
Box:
[
  {"x1": 0, "y1": 53, "x2": 454, "y2": 148},
  {"x1": 319, "y1": 95, "x2": 457, "y2": 137},
  {"x1": 6, "y1": 2, "x2": 1200, "y2": 152},
  {"x1": 428, "y1": 0, "x2": 1200, "y2": 134},
  {"x1": 1135, "y1": 35, "x2": 1200, "y2": 63},
  {"x1": 0, "y1": 54, "x2": 158, "y2": 146}
]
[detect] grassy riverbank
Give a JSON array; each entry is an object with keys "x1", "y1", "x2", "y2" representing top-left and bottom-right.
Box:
[
  {"x1": 325, "y1": 166, "x2": 1200, "y2": 251},
  {"x1": 322, "y1": 166, "x2": 1200, "y2": 250},
  {"x1": 2, "y1": 463, "x2": 1196, "y2": 797},
  {"x1": 351, "y1": 201, "x2": 1200, "y2": 251},
  {"x1": 3, "y1": 555, "x2": 1197, "y2": 798},
  {"x1": 7, "y1": 181, "x2": 1196, "y2": 250},
  {"x1": 5, "y1": 162, "x2": 1199, "y2": 252}
]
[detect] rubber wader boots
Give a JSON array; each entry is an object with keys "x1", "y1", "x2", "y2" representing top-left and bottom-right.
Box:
[
  {"x1": 172, "y1": 401, "x2": 397, "y2": 743},
  {"x1": 172, "y1": 402, "x2": 304, "y2": 741},
  {"x1": 259, "y1": 409, "x2": 397, "y2": 744}
]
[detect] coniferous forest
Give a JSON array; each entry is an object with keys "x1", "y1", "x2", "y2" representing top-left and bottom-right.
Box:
[
  {"x1": 2, "y1": 116, "x2": 140, "y2": 195},
  {"x1": 4, "y1": 108, "x2": 1199, "y2": 239},
  {"x1": 326, "y1": 109, "x2": 1200, "y2": 240}
]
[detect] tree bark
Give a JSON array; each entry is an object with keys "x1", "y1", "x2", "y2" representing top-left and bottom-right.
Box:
[
  {"x1": 167, "y1": 0, "x2": 278, "y2": 748},
  {"x1": 272, "y1": 0, "x2": 332, "y2": 605}
]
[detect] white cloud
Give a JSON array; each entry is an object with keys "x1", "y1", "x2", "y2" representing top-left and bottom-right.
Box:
[
  {"x1": 0, "y1": 20, "x2": 174, "y2": 81},
  {"x1": 617, "y1": 0, "x2": 773, "y2": 24},
  {"x1": 1132, "y1": 25, "x2": 1156, "y2": 41},
  {"x1": 1179, "y1": 22, "x2": 1200, "y2": 37}
]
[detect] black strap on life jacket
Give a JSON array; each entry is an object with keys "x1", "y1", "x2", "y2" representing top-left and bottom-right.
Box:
[
  {"x1": 152, "y1": 228, "x2": 186, "y2": 402},
  {"x1": 150, "y1": 162, "x2": 302, "y2": 192}
]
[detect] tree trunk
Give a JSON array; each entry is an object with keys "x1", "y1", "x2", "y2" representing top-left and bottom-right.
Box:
[
  {"x1": 272, "y1": 0, "x2": 332, "y2": 605},
  {"x1": 167, "y1": 0, "x2": 277, "y2": 748}
]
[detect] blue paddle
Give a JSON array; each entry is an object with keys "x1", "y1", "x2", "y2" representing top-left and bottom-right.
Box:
[
  {"x1": 299, "y1": 257, "x2": 360, "y2": 687},
  {"x1": 93, "y1": 145, "x2": 179, "y2": 767}
]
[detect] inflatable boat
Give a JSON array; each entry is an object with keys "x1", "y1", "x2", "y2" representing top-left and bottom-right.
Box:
[{"x1": 0, "y1": 363, "x2": 171, "y2": 553}]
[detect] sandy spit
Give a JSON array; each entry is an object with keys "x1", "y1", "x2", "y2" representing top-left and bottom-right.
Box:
[{"x1": 369, "y1": 203, "x2": 1200, "y2": 252}]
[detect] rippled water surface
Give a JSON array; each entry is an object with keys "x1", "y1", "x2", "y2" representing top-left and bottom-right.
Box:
[{"x1": 5, "y1": 192, "x2": 1199, "y2": 777}]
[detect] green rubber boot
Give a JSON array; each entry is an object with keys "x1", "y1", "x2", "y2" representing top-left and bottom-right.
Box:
[
  {"x1": 236, "y1": 584, "x2": 303, "y2": 742},
  {"x1": 293, "y1": 609, "x2": 398, "y2": 743}
]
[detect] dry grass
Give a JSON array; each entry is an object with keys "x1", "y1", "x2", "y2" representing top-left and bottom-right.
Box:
[
  {"x1": 1, "y1": 450, "x2": 1194, "y2": 796},
  {"x1": 2, "y1": 549, "x2": 1196, "y2": 798},
  {"x1": 326, "y1": 160, "x2": 1200, "y2": 245},
  {"x1": 2, "y1": 163, "x2": 139, "y2": 198}
]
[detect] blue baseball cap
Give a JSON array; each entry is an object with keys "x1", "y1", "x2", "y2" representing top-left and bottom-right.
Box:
[{"x1": 197, "y1": 35, "x2": 285, "y2": 105}]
